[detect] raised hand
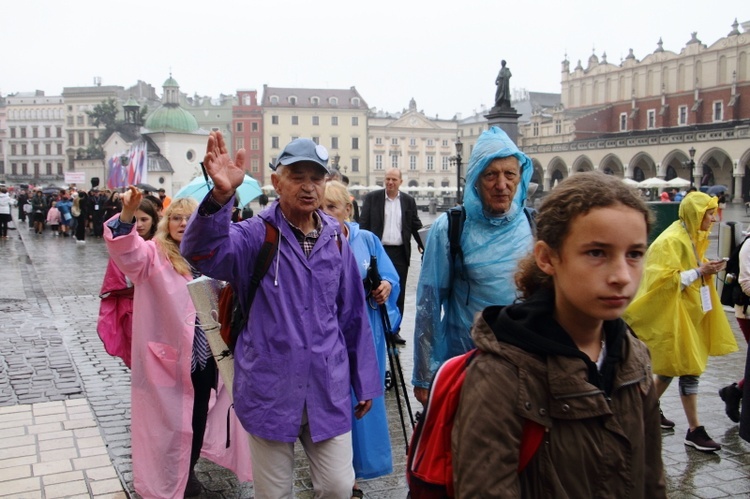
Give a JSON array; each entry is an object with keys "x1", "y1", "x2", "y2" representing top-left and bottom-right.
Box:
[
  {"x1": 119, "y1": 186, "x2": 142, "y2": 223},
  {"x1": 203, "y1": 130, "x2": 246, "y2": 205}
]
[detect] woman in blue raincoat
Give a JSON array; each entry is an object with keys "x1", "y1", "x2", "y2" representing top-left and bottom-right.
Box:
[
  {"x1": 323, "y1": 180, "x2": 400, "y2": 486},
  {"x1": 413, "y1": 126, "x2": 534, "y2": 401}
]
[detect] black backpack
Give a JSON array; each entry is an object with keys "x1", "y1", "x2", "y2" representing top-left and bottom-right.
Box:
[{"x1": 720, "y1": 235, "x2": 750, "y2": 312}]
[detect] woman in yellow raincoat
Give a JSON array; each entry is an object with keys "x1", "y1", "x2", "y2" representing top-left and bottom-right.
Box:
[{"x1": 624, "y1": 192, "x2": 737, "y2": 452}]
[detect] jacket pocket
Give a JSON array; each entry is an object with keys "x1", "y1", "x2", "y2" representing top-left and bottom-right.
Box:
[
  {"x1": 326, "y1": 346, "x2": 350, "y2": 402},
  {"x1": 145, "y1": 341, "x2": 179, "y2": 388}
]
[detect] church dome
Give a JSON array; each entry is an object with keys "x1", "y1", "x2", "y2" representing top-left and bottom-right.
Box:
[
  {"x1": 144, "y1": 104, "x2": 199, "y2": 133},
  {"x1": 144, "y1": 74, "x2": 200, "y2": 133}
]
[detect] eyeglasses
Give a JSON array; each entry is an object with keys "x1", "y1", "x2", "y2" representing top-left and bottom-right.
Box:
[{"x1": 169, "y1": 215, "x2": 190, "y2": 223}]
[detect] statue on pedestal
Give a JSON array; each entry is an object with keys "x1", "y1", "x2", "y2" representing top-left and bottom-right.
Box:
[{"x1": 494, "y1": 60, "x2": 512, "y2": 109}]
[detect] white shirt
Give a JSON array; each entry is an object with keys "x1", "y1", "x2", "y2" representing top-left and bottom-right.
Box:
[{"x1": 381, "y1": 192, "x2": 403, "y2": 246}]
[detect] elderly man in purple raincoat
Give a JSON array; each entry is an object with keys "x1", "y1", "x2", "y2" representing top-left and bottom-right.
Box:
[{"x1": 181, "y1": 131, "x2": 382, "y2": 498}]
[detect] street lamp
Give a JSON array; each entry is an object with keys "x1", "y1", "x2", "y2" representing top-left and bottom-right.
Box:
[
  {"x1": 688, "y1": 146, "x2": 696, "y2": 188},
  {"x1": 455, "y1": 137, "x2": 463, "y2": 205}
]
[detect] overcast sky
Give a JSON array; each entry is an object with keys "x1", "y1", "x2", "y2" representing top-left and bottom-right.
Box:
[{"x1": 1, "y1": 0, "x2": 746, "y2": 118}]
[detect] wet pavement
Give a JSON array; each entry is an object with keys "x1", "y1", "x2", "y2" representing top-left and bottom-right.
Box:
[{"x1": 1, "y1": 202, "x2": 750, "y2": 498}]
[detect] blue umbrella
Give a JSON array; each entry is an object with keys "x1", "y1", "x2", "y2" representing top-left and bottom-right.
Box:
[
  {"x1": 706, "y1": 184, "x2": 728, "y2": 196},
  {"x1": 174, "y1": 174, "x2": 262, "y2": 207}
]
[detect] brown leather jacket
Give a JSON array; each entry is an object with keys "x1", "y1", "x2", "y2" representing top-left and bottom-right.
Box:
[{"x1": 453, "y1": 302, "x2": 666, "y2": 498}]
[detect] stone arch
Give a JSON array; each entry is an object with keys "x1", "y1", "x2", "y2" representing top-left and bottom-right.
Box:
[
  {"x1": 697, "y1": 147, "x2": 733, "y2": 192},
  {"x1": 572, "y1": 155, "x2": 594, "y2": 173},
  {"x1": 660, "y1": 149, "x2": 693, "y2": 183},
  {"x1": 739, "y1": 147, "x2": 750, "y2": 202},
  {"x1": 545, "y1": 156, "x2": 568, "y2": 190},
  {"x1": 628, "y1": 152, "x2": 657, "y2": 178},
  {"x1": 599, "y1": 153, "x2": 624, "y2": 177}
]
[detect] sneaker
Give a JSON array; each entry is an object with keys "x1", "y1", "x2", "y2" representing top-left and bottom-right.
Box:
[
  {"x1": 718, "y1": 383, "x2": 742, "y2": 423},
  {"x1": 685, "y1": 426, "x2": 721, "y2": 452},
  {"x1": 660, "y1": 408, "x2": 675, "y2": 429}
]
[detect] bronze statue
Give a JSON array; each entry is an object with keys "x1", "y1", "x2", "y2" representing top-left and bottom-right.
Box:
[{"x1": 494, "y1": 60, "x2": 512, "y2": 109}]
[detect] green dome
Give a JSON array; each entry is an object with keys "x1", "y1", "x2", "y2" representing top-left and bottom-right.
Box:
[
  {"x1": 144, "y1": 104, "x2": 199, "y2": 133},
  {"x1": 163, "y1": 76, "x2": 179, "y2": 87}
]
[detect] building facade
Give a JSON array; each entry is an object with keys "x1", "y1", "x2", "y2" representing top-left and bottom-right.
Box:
[
  {"x1": 232, "y1": 90, "x2": 264, "y2": 184},
  {"x1": 519, "y1": 20, "x2": 750, "y2": 201},
  {"x1": 4, "y1": 91, "x2": 66, "y2": 186},
  {"x1": 261, "y1": 85, "x2": 369, "y2": 186}
]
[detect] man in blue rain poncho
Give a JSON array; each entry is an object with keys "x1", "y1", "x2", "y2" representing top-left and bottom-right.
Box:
[{"x1": 412, "y1": 126, "x2": 534, "y2": 404}]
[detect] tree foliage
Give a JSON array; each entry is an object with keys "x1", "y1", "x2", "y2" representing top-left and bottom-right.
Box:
[{"x1": 83, "y1": 98, "x2": 148, "y2": 160}]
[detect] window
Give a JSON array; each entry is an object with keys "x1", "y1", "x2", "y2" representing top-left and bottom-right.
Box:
[
  {"x1": 270, "y1": 96, "x2": 279, "y2": 105},
  {"x1": 332, "y1": 116, "x2": 338, "y2": 126},
  {"x1": 251, "y1": 138, "x2": 259, "y2": 150},
  {"x1": 251, "y1": 159, "x2": 259, "y2": 172},
  {"x1": 619, "y1": 113, "x2": 627, "y2": 131},
  {"x1": 22, "y1": 163, "x2": 28, "y2": 175},
  {"x1": 329, "y1": 97, "x2": 338, "y2": 106},
  {"x1": 352, "y1": 97, "x2": 360, "y2": 107},
  {"x1": 391, "y1": 154, "x2": 399, "y2": 168},
  {"x1": 427, "y1": 139, "x2": 435, "y2": 147},
  {"x1": 46, "y1": 163, "x2": 52, "y2": 175},
  {"x1": 409, "y1": 155, "x2": 417, "y2": 171},
  {"x1": 426, "y1": 156, "x2": 434, "y2": 171},
  {"x1": 352, "y1": 137, "x2": 359, "y2": 150},
  {"x1": 391, "y1": 138, "x2": 398, "y2": 145},
  {"x1": 442, "y1": 140, "x2": 448, "y2": 147},
  {"x1": 375, "y1": 137, "x2": 382, "y2": 145},
  {"x1": 312, "y1": 116, "x2": 320, "y2": 126},
  {"x1": 554, "y1": 120, "x2": 562, "y2": 134},
  {"x1": 442, "y1": 156, "x2": 450, "y2": 170},
  {"x1": 45, "y1": 144, "x2": 51, "y2": 155},
  {"x1": 251, "y1": 122, "x2": 258, "y2": 132},
  {"x1": 291, "y1": 116, "x2": 299, "y2": 125},
  {"x1": 45, "y1": 126, "x2": 51, "y2": 137},
  {"x1": 331, "y1": 137, "x2": 339, "y2": 149},
  {"x1": 21, "y1": 127, "x2": 26, "y2": 138},
  {"x1": 21, "y1": 145, "x2": 27, "y2": 155},
  {"x1": 375, "y1": 155, "x2": 383, "y2": 170},
  {"x1": 77, "y1": 115, "x2": 84, "y2": 125},
  {"x1": 236, "y1": 138, "x2": 244, "y2": 150},
  {"x1": 88, "y1": 132, "x2": 95, "y2": 144},
  {"x1": 78, "y1": 132, "x2": 85, "y2": 145},
  {"x1": 236, "y1": 122, "x2": 243, "y2": 132},
  {"x1": 10, "y1": 145, "x2": 16, "y2": 155},
  {"x1": 647, "y1": 109, "x2": 656, "y2": 129},
  {"x1": 312, "y1": 136, "x2": 319, "y2": 145},
  {"x1": 10, "y1": 127, "x2": 15, "y2": 138},
  {"x1": 311, "y1": 97, "x2": 319, "y2": 106},
  {"x1": 67, "y1": 116, "x2": 74, "y2": 125},
  {"x1": 351, "y1": 158, "x2": 359, "y2": 172},
  {"x1": 351, "y1": 116, "x2": 359, "y2": 126},
  {"x1": 532, "y1": 123, "x2": 539, "y2": 137},
  {"x1": 33, "y1": 144, "x2": 39, "y2": 155},
  {"x1": 410, "y1": 138, "x2": 416, "y2": 146},
  {"x1": 69, "y1": 135, "x2": 74, "y2": 146},
  {"x1": 57, "y1": 163, "x2": 63, "y2": 175},
  {"x1": 56, "y1": 126, "x2": 62, "y2": 138},
  {"x1": 57, "y1": 144, "x2": 62, "y2": 155},
  {"x1": 271, "y1": 115, "x2": 279, "y2": 125},
  {"x1": 713, "y1": 101, "x2": 723, "y2": 122},
  {"x1": 32, "y1": 127, "x2": 38, "y2": 138},
  {"x1": 271, "y1": 136, "x2": 279, "y2": 149},
  {"x1": 289, "y1": 96, "x2": 297, "y2": 105},
  {"x1": 34, "y1": 163, "x2": 40, "y2": 176}
]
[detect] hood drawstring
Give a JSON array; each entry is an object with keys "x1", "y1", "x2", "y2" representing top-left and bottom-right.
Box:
[{"x1": 273, "y1": 232, "x2": 281, "y2": 286}]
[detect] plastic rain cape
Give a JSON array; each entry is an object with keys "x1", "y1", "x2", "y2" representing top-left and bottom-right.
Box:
[
  {"x1": 412, "y1": 126, "x2": 534, "y2": 388},
  {"x1": 624, "y1": 192, "x2": 737, "y2": 377}
]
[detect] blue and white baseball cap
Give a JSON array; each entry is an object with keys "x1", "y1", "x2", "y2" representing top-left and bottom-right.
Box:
[{"x1": 270, "y1": 138, "x2": 330, "y2": 174}]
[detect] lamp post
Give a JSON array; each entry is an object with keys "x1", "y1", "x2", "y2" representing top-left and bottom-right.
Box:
[
  {"x1": 688, "y1": 146, "x2": 696, "y2": 189},
  {"x1": 455, "y1": 137, "x2": 464, "y2": 205}
]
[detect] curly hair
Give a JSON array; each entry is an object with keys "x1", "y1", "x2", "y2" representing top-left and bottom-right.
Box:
[
  {"x1": 515, "y1": 172, "x2": 654, "y2": 299},
  {"x1": 154, "y1": 197, "x2": 197, "y2": 276}
]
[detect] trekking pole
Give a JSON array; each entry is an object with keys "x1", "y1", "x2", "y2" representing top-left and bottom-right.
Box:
[{"x1": 367, "y1": 256, "x2": 416, "y2": 451}]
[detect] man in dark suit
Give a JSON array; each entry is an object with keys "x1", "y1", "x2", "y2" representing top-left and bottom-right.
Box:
[{"x1": 360, "y1": 168, "x2": 424, "y2": 344}]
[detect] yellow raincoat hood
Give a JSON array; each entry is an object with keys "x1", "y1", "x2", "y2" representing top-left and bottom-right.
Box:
[{"x1": 623, "y1": 192, "x2": 736, "y2": 377}]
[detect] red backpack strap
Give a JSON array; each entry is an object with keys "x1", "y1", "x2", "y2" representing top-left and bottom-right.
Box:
[{"x1": 518, "y1": 419, "x2": 545, "y2": 472}]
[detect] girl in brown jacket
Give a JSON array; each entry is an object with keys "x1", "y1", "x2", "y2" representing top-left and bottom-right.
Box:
[{"x1": 453, "y1": 172, "x2": 666, "y2": 498}]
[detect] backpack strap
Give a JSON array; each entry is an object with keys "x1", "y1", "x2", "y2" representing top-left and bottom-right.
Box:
[
  {"x1": 447, "y1": 206, "x2": 467, "y2": 302},
  {"x1": 246, "y1": 220, "x2": 279, "y2": 309}
]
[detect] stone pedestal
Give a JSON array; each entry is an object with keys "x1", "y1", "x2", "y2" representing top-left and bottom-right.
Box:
[{"x1": 484, "y1": 106, "x2": 522, "y2": 144}]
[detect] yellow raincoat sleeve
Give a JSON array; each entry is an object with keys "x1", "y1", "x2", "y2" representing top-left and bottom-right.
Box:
[{"x1": 624, "y1": 221, "x2": 737, "y2": 377}]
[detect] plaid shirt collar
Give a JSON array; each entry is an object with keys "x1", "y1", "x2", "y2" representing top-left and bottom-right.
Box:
[{"x1": 282, "y1": 210, "x2": 322, "y2": 258}]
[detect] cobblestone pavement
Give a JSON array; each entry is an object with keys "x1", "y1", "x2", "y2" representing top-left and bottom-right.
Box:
[{"x1": 1, "y1": 202, "x2": 750, "y2": 498}]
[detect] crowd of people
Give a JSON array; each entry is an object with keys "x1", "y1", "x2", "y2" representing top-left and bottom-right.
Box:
[{"x1": 3, "y1": 125, "x2": 750, "y2": 498}]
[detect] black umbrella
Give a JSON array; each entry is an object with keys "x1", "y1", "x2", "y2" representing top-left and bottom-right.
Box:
[
  {"x1": 707, "y1": 185, "x2": 728, "y2": 196},
  {"x1": 42, "y1": 186, "x2": 62, "y2": 195},
  {"x1": 134, "y1": 183, "x2": 159, "y2": 192}
]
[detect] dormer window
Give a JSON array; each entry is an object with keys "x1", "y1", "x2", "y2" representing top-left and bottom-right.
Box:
[
  {"x1": 289, "y1": 96, "x2": 297, "y2": 105},
  {"x1": 311, "y1": 96, "x2": 320, "y2": 106},
  {"x1": 270, "y1": 95, "x2": 279, "y2": 105},
  {"x1": 329, "y1": 97, "x2": 338, "y2": 106},
  {"x1": 351, "y1": 97, "x2": 360, "y2": 107}
]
